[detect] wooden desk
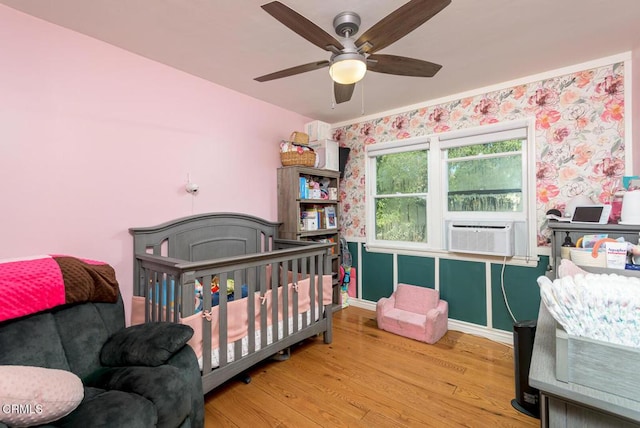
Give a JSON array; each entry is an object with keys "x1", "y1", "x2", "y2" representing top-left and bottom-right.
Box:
[{"x1": 529, "y1": 304, "x2": 640, "y2": 427}]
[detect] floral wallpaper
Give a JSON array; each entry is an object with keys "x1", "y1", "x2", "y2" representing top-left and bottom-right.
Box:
[{"x1": 333, "y1": 62, "x2": 625, "y2": 246}]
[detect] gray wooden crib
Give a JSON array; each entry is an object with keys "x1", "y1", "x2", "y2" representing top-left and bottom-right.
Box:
[{"x1": 130, "y1": 212, "x2": 334, "y2": 394}]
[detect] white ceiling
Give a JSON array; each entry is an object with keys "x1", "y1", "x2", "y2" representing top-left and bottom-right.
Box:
[{"x1": 2, "y1": 0, "x2": 640, "y2": 124}]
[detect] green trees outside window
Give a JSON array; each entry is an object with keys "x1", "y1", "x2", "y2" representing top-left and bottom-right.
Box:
[
  {"x1": 374, "y1": 150, "x2": 428, "y2": 242},
  {"x1": 447, "y1": 139, "x2": 523, "y2": 212},
  {"x1": 372, "y1": 139, "x2": 524, "y2": 244}
]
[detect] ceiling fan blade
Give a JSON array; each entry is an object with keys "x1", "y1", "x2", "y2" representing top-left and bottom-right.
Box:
[
  {"x1": 334, "y1": 82, "x2": 355, "y2": 104},
  {"x1": 261, "y1": 1, "x2": 344, "y2": 52},
  {"x1": 255, "y1": 60, "x2": 330, "y2": 82},
  {"x1": 367, "y1": 54, "x2": 442, "y2": 77},
  {"x1": 356, "y1": 0, "x2": 451, "y2": 54}
]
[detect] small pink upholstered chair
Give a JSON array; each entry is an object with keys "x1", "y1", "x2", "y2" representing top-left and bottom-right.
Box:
[{"x1": 376, "y1": 283, "x2": 448, "y2": 344}]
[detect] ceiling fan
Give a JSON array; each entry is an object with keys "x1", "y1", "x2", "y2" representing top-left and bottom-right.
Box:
[{"x1": 254, "y1": 0, "x2": 451, "y2": 104}]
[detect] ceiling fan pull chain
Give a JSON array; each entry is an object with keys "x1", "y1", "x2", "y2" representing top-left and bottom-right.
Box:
[
  {"x1": 331, "y1": 78, "x2": 336, "y2": 109},
  {"x1": 361, "y1": 79, "x2": 365, "y2": 115}
]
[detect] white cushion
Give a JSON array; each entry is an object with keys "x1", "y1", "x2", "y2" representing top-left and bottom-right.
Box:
[{"x1": 0, "y1": 366, "x2": 84, "y2": 427}]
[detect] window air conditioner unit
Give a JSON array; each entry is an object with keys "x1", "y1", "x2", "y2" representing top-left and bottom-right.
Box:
[{"x1": 448, "y1": 222, "x2": 514, "y2": 257}]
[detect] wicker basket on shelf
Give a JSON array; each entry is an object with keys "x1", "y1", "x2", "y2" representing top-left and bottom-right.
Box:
[
  {"x1": 280, "y1": 150, "x2": 316, "y2": 167},
  {"x1": 289, "y1": 131, "x2": 309, "y2": 145}
]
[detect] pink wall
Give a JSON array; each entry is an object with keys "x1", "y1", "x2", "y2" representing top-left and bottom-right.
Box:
[
  {"x1": 634, "y1": 47, "x2": 640, "y2": 175},
  {"x1": 0, "y1": 5, "x2": 310, "y2": 319}
]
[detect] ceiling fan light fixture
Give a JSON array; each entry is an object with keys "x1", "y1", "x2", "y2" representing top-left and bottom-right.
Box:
[{"x1": 329, "y1": 53, "x2": 366, "y2": 85}]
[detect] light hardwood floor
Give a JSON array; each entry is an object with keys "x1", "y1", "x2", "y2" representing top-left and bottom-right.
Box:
[{"x1": 204, "y1": 306, "x2": 538, "y2": 427}]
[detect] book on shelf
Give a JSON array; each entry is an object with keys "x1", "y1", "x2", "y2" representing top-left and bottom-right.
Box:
[
  {"x1": 299, "y1": 177, "x2": 308, "y2": 199},
  {"x1": 301, "y1": 205, "x2": 337, "y2": 231},
  {"x1": 324, "y1": 206, "x2": 337, "y2": 229},
  {"x1": 299, "y1": 174, "x2": 327, "y2": 200},
  {"x1": 316, "y1": 207, "x2": 325, "y2": 229}
]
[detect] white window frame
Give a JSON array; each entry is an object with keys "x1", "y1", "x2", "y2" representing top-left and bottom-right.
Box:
[
  {"x1": 366, "y1": 136, "x2": 434, "y2": 252},
  {"x1": 366, "y1": 118, "x2": 537, "y2": 263}
]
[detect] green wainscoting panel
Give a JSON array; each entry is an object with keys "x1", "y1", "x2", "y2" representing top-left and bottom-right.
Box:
[
  {"x1": 491, "y1": 256, "x2": 547, "y2": 332},
  {"x1": 439, "y1": 259, "x2": 487, "y2": 325},
  {"x1": 397, "y1": 255, "x2": 435, "y2": 288},
  {"x1": 361, "y1": 249, "x2": 393, "y2": 302},
  {"x1": 347, "y1": 242, "x2": 359, "y2": 269}
]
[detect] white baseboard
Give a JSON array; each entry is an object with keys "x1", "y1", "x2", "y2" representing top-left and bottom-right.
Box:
[
  {"x1": 447, "y1": 319, "x2": 513, "y2": 345},
  {"x1": 347, "y1": 299, "x2": 376, "y2": 311},
  {"x1": 344, "y1": 298, "x2": 514, "y2": 346}
]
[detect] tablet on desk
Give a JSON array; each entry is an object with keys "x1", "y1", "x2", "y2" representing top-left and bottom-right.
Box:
[{"x1": 569, "y1": 205, "x2": 611, "y2": 224}]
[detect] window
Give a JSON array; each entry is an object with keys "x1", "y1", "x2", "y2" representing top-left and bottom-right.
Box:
[
  {"x1": 446, "y1": 141, "x2": 523, "y2": 213},
  {"x1": 366, "y1": 119, "x2": 536, "y2": 259},
  {"x1": 375, "y1": 149, "x2": 428, "y2": 243},
  {"x1": 440, "y1": 125, "x2": 530, "y2": 224}
]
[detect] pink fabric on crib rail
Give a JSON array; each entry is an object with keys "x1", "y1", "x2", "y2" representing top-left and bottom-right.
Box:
[
  {"x1": 130, "y1": 274, "x2": 333, "y2": 361},
  {"x1": 275, "y1": 275, "x2": 333, "y2": 322}
]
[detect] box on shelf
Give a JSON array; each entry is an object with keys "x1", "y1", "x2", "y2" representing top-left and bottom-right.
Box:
[
  {"x1": 310, "y1": 139, "x2": 339, "y2": 171},
  {"x1": 301, "y1": 209, "x2": 318, "y2": 231},
  {"x1": 555, "y1": 325, "x2": 640, "y2": 400},
  {"x1": 329, "y1": 187, "x2": 338, "y2": 200},
  {"x1": 309, "y1": 188, "x2": 322, "y2": 199},
  {"x1": 304, "y1": 120, "x2": 331, "y2": 142}
]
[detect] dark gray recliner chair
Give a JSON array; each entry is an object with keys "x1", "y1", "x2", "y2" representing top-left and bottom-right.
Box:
[{"x1": 0, "y1": 294, "x2": 204, "y2": 428}]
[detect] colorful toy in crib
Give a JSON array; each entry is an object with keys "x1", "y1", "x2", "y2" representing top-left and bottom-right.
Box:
[
  {"x1": 211, "y1": 276, "x2": 235, "y2": 294},
  {"x1": 194, "y1": 276, "x2": 248, "y2": 313}
]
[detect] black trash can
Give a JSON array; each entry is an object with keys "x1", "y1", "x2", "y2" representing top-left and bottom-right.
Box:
[{"x1": 511, "y1": 320, "x2": 540, "y2": 418}]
